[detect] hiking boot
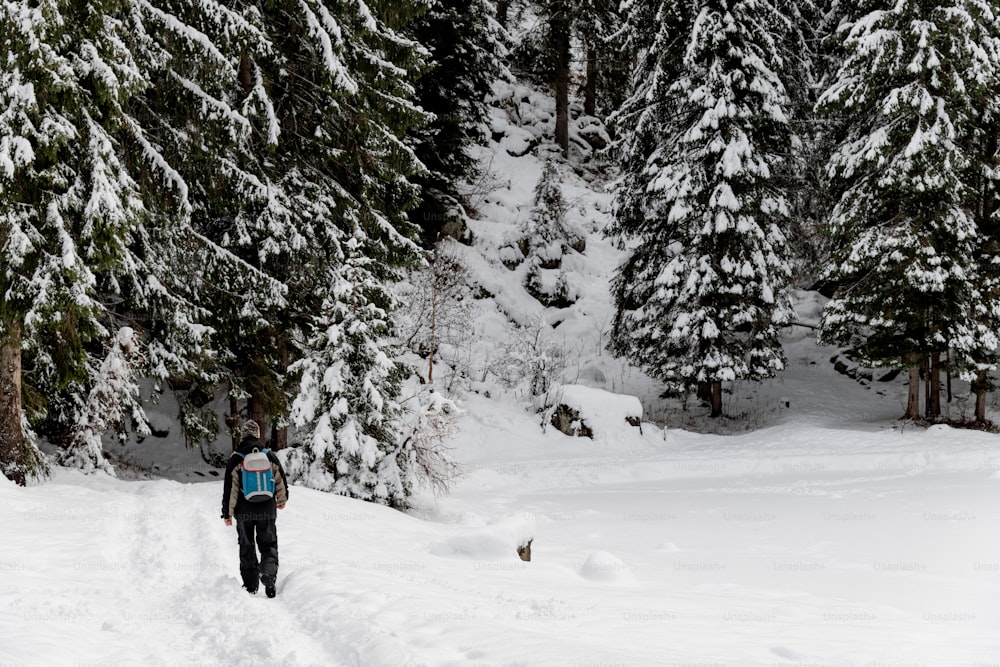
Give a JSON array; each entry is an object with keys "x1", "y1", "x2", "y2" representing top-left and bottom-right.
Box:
[
  {"x1": 265, "y1": 582, "x2": 276, "y2": 598},
  {"x1": 244, "y1": 585, "x2": 258, "y2": 595}
]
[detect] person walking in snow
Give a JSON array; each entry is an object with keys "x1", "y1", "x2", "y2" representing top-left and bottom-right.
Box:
[{"x1": 222, "y1": 419, "x2": 289, "y2": 597}]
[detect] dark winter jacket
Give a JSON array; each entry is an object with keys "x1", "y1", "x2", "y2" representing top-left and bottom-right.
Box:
[{"x1": 221, "y1": 436, "x2": 289, "y2": 519}]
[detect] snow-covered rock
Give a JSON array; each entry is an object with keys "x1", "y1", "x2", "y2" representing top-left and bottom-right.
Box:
[{"x1": 549, "y1": 384, "x2": 643, "y2": 440}]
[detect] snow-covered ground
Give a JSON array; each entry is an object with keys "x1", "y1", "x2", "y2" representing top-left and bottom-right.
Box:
[{"x1": 5, "y1": 352, "x2": 1000, "y2": 666}]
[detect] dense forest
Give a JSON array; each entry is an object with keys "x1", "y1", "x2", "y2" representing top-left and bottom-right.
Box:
[{"x1": 2, "y1": 0, "x2": 999, "y2": 505}]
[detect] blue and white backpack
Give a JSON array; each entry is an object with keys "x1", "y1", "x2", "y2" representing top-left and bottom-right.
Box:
[{"x1": 236, "y1": 448, "x2": 275, "y2": 501}]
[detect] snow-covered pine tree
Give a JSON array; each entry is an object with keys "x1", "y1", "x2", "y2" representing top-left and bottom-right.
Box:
[
  {"x1": 75, "y1": 0, "x2": 259, "y2": 453},
  {"x1": 288, "y1": 239, "x2": 413, "y2": 508},
  {"x1": 335, "y1": 0, "x2": 429, "y2": 239},
  {"x1": 1, "y1": 0, "x2": 303, "y2": 478},
  {"x1": 60, "y1": 327, "x2": 149, "y2": 474},
  {"x1": 408, "y1": 0, "x2": 508, "y2": 245},
  {"x1": 589, "y1": 1, "x2": 633, "y2": 118},
  {"x1": 817, "y1": 0, "x2": 998, "y2": 420},
  {"x1": 576, "y1": 0, "x2": 619, "y2": 117},
  {"x1": 129, "y1": 0, "x2": 429, "y2": 449},
  {"x1": 522, "y1": 159, "x2": 585, "y2": 306},
  {"x1": 0, "y1": 0, "x2": 205, "y2": 481},
  {"x1": 609, "y1": 0, "x2": 795, "y2": 418},
  {"x1": 272, "y1": 0, "x2": 432, "y2": 506},
  {"x1": 529, "y1": 0, "x2": 619, "y2": 153},
  {"x1": 1, "y1": 0, "x2": 430, "y2": 482},
  {"x1": 0, "y1": 0, "x2": 66, "y2": 484},
  {"x1": 129, "y1": 0, "x2": 289, "y2": 441},
  {"x1": 771, "y1": 0, "x2": 838, "y2": 282},
  {"x1": 948, "y1": 2, "x2": 1000, "y2": 422}
]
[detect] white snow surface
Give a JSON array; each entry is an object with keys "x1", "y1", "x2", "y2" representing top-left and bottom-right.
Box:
[{"x1": 4, "y1": 377, "x2": 1000, "y2": 665}]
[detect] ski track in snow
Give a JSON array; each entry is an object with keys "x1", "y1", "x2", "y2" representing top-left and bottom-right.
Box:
[{"x1": 3, "y1": 477, "x2": 417, "y2": 666}]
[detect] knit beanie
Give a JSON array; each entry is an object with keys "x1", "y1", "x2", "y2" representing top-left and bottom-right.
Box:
[{"x1": 242, "y1": 419, "x2": 260, "y2": 439}]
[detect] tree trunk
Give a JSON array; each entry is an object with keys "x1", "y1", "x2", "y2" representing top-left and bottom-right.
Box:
[
  {"x1": 903, "y1": 355, "x2": 921, "y2": 420},
  {"x1": 428, "y1": 278, "x2": 437, "y2": 383},
  {"x1": 228, "y1": 396, "x2": 240, "y2": 451},
  {"x1": 945, "y1": 350, "x2": 952, "y2": 404},
  {"x1": 552, "y1": 3, "x2": 571, "y2": 156},
  {"x1": 696, "y1": 382, "x2": 712, "y2": 405},
  {"x1": 584, "y1": 47, "x2": 597, "y2": 117},
  {"x1": 710, "y1": 382, "x2": 722, "y2": 418},
  {"x1": 274, "y1": 344, "x2": 290, "y2": 451},
  {"x1": 973, "y1": 369, "x2": 989, "y2": 423},
  {"x1": 247, "y1": 394, "x2": 267, "y2": 442},
  {"x1": 926, "y1": 352, "x2": 941, "y2": 419},
  {"x1": 238, "y1": 55, "x2": 253, "y2": 95},
  {"x1": 0, "y1": 317, "x2": 25, "y2": 486},
  {"x1": 923, "y1": 354, "x2": 930, "y2": 416},
  {"x1": 272, "y1": 424, "x2": 288, "y2": 451}
]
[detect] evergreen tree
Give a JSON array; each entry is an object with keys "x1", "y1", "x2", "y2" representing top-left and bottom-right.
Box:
[
  {"x1": 609, "y1": 0, "x2": 795, "y2": 417},
  {"x1": 0, "y1": 0, "x2": 212, "y2": 480},
  {"x1": 409, "y1": 0, "x2": 507, "y2": 244},
  {"x1": 534, "y1": 0, "x2": 618, "y2": 152},
  {"x1": 131, "y1": 0, "x2": 429, "y2": 448},
  {"x1": 592, "y1": 2, "x2": 632, "y2": 118},
  {"x1": 60, "y1": 327, "x2": 148, "y2": 474},
  {"x1": 130, "y1": 0, "x2": 290, "y2": 442},
  {"x1": 522, "y1": 159, "x2": 585, "y2": 306},
  {"x1": 287, "y1": 239, "x2": 413, "y2": 508},
  {"x1": 0, "y1": 0, "x2": 68, "y2": 483},
  {"x1": 817, "y1": 0, "x2": 998, "y2": 420},
  {"x1": 265, "y1": 0, "x2": 432, "y2": 505},
  {"x1": 577, "y1": 0, "x2": 619, "y2": 117},
  {"x1": 951, "y1": 1, "x2": 1000, "y2": 422},
  {"x1": 509, "y1": 0, "x2": 620, "y2": 153},
  {"x1": 773, "y1": 0, "x2": 839, "y2": 282},
  {"x1": 1, "y1": 0, "x2": 430, "y2": 485}
]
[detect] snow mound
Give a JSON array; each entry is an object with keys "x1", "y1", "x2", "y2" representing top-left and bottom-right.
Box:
[
  {"x1": 429, "y1": 513, "x2": 535, "y2": 561},
  {"x1": 578, "y1": 551, "x2": 637, "y2": 585},
  {"x1": 552, "y1": 385, "x2": 642, "y2": 441},
  {"x1": 499, "y1": 123, "x2": 536, "y2": 157}
]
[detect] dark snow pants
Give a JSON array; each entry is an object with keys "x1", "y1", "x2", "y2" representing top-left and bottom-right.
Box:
[{"x1": 235, "y1": 504, "x2": 279, "y2": 590}]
